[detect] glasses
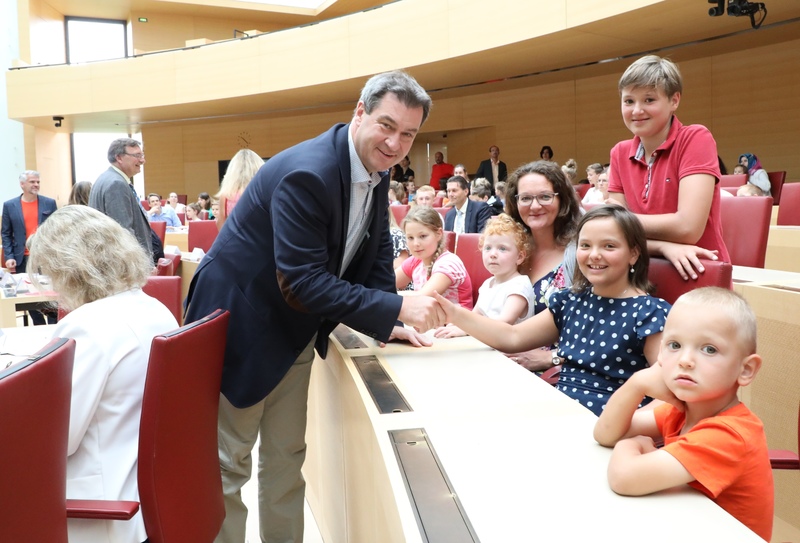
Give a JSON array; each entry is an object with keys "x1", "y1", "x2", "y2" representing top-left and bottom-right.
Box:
[
  {"x1": 515, "y1": 192, "x2": 558, "y2": 206},
  {"x1": 124, "y1": 152, "x2": 145, "y2": 160}
]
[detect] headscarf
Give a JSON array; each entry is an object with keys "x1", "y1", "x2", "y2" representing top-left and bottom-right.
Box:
[{"x1": 738, "y1": 153, "x2": 763, "y2": 175}]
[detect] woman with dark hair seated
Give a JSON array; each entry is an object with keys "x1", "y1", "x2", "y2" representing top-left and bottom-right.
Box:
[{"x1": 29, "y1": 205, "x2": 178, "y2": 543}]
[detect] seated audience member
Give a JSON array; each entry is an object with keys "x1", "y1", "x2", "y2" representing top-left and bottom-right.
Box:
[
  {"x1": 437, "y1": 190, "x2": 449, "y2": 207},
  {"x1": 737, "y1": 184, "x2": 764, "y2": 197},
  {"x1": 732, "y1": 163, "x2": 747, "y2": 176},
  {"x1": 583, "y1": 167, "x2": 609, "y2": 205},
  {"x1": 185, "y1": 202, "x2": 203, "y2": 221},
  {"x1": 166, "y1": 192, "x2": 186, "y2": 213},
  {"x1": 389, "y1": 211, "x2": 411, "y2": 290},
  {"x1": 470, "y1": 178, "x2": 502, "y2": 216},
  {"x1": 68, "y1": 181, "x2": 92, "y2": 206},
  {"x1": 400, "y1": 155, "x2": 415, "y2": 184},
  {"x1": 198, "y1": 192, "x2": 213, "y2": 219},
  {"x1": 444, "y1": 175, "x2": 492, "y2": 234},
  {"x1": 211, "y1": 199, "x2": 221, "y2": 220},
  {"x1": 413, "y1": 185, "x2": 436, "y2": 207},
  {"x1": 389, "y1": 181, "x2": 406, "y2": 206},
  {"x1": 540, "y1": 145, "x2": 554, "y2": 161},
  {"x1": 453, "y1": 163, "x2": 471, "y2": 183},
  {"x1": 435, "y1": 213, "x2": 534, "y2": 338},
  {"x1": 216, "y1": 148, "x2": 263, "y2": 229},
  {"x1": 593, "y1": 287, "x2": 772, "y2": 542},
  {"x1": 608, "y1": 55, "x2": 729, "y2": 281},
  {"x1": 429, "y1": 151, "x2": 454, "y2": 191},
  {"x1": 738, "y1": 153, "x2": 771, "y2": 197},
  {"x1": 28, "y1": 205, "x2": 179, "y2": 543},
  {"x1": 147, "y1": 193, "x2": 181, "y2": 227},
  {"x1": 404, "y1": 179, "x2": 417, "y2": 202},
  {"x1": 391, "y1": 164, "x2": 404, "y2": 182},
  {"x1": 435, "y1": 206, "x2": 670, "y2": 415},
  {"x1": 396, "y1": 206, "x2": 473, "y2": 310},
  {"x1": 561, "y1": 158, "x2": 578, "y2": 185},
  {"x1": 494, "y1": 181, "x2": 507, "y2": 209}
]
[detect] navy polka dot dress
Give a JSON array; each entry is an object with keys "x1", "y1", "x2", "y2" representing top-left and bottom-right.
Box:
[{"x1": 548, "y1": 289, "x2": 671, "y2": 416}]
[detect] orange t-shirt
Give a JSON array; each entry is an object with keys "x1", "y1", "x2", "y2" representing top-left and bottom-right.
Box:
[
  {"x1": 655, "y1": 402, "x2": 774, "y2": 541},
  {"x1": 21, "y1": 199, "x2": 39, "y2": 256}
]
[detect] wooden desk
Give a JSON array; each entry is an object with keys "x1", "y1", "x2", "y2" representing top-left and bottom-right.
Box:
[
  {"x1": 765, "y1": 226, "x2": 800, "y2": 273},
  {"x1": 165, "y1": 231, "x2": 189, "y2": 253},
  {"x1": 0, "y1": 280, "x2": 58, "y2": 328},
  {"x1": 177, "y1": 259, "x2": 199, "y2": 306},
  {"x1": 304, "y1": 327, "x2": 764, "y2": 542}
]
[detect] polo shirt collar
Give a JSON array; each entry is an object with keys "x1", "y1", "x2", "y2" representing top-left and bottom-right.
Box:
[{"x1": 632, "y1": 115, "x2": 683, "y2": 161}]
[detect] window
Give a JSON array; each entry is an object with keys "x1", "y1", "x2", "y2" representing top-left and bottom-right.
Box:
[{"x1": 65, "y1": 17, "x2": 127, "y2": 64}]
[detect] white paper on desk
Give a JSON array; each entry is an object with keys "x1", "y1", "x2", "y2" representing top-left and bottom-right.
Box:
[
  {"x1": 0, "y1": 327, "x2": 53, "y2": 358},
  {"x1": 183, "y1": 248, "x2": 205, "y2": 262},
  {"x1": 164, "y1": 245, "x2": 181, "y2": 255}
]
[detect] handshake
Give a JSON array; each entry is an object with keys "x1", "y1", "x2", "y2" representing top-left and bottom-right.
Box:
[{"x1": 397, "y1": 293, "x2": 452, "y2": 333}]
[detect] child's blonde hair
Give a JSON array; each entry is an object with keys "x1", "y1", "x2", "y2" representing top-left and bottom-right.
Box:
[
  {"x1": 479, "y1": 213, "x2": 531, "y2": 272},
  {"x1": 389, "y1": 180, "x2": 406, "y2": 202},
  {"x1": 737, "y1": 184, "x2": 763, "y2": 197},
  {"x1": 618, "y1": 55, "x2": 683, "y2": 97},
  {"x1": 403, "y1": 206, "x2": 446, "y2": 277},
  {"x1": 675, "y1": 287, "x2": 757, "y2": 355}
]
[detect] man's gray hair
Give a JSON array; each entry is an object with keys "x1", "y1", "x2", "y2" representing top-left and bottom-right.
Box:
[
  {"x1": 107, "y1": 138, "x2": 142, "y2": 164},
  {"x1": 357, "y1": 70, "x2": 432, "y2": 125},
  {"x1": 19, "y1": 170, "x2": 40, "y2": 182}
]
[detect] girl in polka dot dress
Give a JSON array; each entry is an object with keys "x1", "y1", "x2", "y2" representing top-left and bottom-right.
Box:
[{"x1": 435, "y1": 206, "x2": 671, "y2": 415}]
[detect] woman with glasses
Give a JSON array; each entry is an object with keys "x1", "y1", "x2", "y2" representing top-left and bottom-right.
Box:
[{"x1": 502, "y1": 160, "x2": 582, "y2": 372}]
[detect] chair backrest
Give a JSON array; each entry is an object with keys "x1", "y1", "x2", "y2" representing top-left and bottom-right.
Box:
[
  {"x1": 768, "y1": 171, "x2": 787, "y2": 204},
  {"x1": 574, "y1": 184, "x2": 590, "y2": 198},
  {"x1": 390, "y1": 204, "x2": 410, "y2": 227},
  {"x1": 200, "y1": 210, "x2": 209, "y2": 220},
  {"x1": 137, "y1": 309, "x2": 229, "y2": 543},
  {"x1": 433, "y1": 206, "x2": 449, "y2": 222},
  {"x1": 432, "y1": 196, "x2": 444, "y2": 207},
  {"x1": 453, "y1": 233, "x2": 489, "y2": 305},
  {"x1": 777, "y1": 183, "x2": 800, "y2": 226},
  {"x1": 150, "y1": 221, "x2": 167, "y2": 247},
  {"x1": 0, "y1": 338, "x2": 75, "y2": 543},
  {"x1": 719, "y1": 174, "x2": 747, "y2": 188},
  {"x1": 155, "y1": 257, "x2": 174, "y2": 276},
  {"x1": 143, "y1": 276, "x2": 182, "y2": 323},
  {"x1": 176, "y1": 212, "x2": 185, "y2": 226},
  {"x1": 720, "y1": 195, "x2": 773, "y2": 268},
  {"x1": 648, "y1": 258, "x2": 732, "y2": 305},
  {"x1": 176, "y1": 194, "x2": 188, "y2": 205},
  {"x1": 444, "y1": 230, "x2": 456, "y2": 253},
  {"x1": 163, "y1": 253, "x2": 181, "y2": 275},
  {"x1": 141, "y1": 199, "x2": 150, "y2": 210},
  {"x1": 188, "y1": 220, "x2": 219, "y2": 253}
]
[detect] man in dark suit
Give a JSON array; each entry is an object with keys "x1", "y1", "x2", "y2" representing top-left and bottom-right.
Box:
[
  {"x1": 185, "y1": 70, "x2": 444, "y2": 543},
  {"x1": 444, "y1": 175, "x2": 492, "y2": 234},
  {"x1": 89, "y1": 138, "x2": 152, "y2": 257},
  {"x1": 1, "y1": 170, "x2": 58, "y2": 324},
  {"x1": 474, "y1": 145, "x2": 508, "y2": 187}
]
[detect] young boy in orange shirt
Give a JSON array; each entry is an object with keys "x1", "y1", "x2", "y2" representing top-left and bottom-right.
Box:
[{"x1": 594, "y1": 287, "x2": 773, "y2": 541}]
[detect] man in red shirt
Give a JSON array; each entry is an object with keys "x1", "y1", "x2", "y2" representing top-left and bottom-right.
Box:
[{"x1": 429, "y1": 151, "x2": 454, "y2": 191}]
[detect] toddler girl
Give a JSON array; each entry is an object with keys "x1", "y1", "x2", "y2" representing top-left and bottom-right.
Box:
[
  {"x1": 395, "y1": 206, "x2": 473, "y2": 310},
  {"x1": 435, "y1": 206, "x2": 671, "y2": 415},
  {"x1": 435, "y1": 214, "x2": 534, "y2": 338}
]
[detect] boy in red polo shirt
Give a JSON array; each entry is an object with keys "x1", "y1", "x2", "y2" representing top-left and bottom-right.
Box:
[{"x1": 608, "y1": 55, "x2": 729, "y2": 281}]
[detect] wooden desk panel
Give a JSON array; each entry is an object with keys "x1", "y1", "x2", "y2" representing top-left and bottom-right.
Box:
[{"x1": 765, "y1": 226, "x2": 800, "y2": 273}]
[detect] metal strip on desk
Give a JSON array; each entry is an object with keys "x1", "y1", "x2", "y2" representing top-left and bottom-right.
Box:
[
  {"x1": 332, "y1": 327, "x2": 368, "y2": 349},
  {"x1": 352, "y1": 355, "x2": 412, "y2": 414},
  {"x1": 390, "y1": 428, "x2": 480, "y2": 543}
]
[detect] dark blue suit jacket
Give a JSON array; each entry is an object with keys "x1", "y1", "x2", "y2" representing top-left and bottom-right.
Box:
[
  {"x1": 2, "y1": 195, "x2": 58, "y2": 263},
  {"x1": 185, "y1": 123, "x2": 402, "y2": 408},
  {"x1": 443, "y1": 200, "x2": 492, "y2": 234}
]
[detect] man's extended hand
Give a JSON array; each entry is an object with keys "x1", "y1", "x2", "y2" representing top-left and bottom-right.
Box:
[{"x1": 398, "y1": 295, "x2": 446, "y2": 332}]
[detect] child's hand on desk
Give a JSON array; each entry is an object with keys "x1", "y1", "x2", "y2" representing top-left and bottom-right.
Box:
[
  {"x1": 432, "y1": 324, "x2": 466, "y2": 338},
  {"x1": 381, "y1": 326, "x2": 432, "y2": 348}
]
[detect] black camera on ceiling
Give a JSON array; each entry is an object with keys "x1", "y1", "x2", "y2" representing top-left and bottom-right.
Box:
[{"x1": 708, "y1": 0, "x2": 767, "y2": 29}]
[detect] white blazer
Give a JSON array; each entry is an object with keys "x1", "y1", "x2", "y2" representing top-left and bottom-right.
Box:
[{"x1": 52, "y1": 289, "x2": 178, "y2": 543}]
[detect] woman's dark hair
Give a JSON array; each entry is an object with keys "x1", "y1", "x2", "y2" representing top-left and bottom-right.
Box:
[
  {"x1": 504, "y1": 161, "x2": 581, "y2": 247},
  {"x1": 571, "y1": 205, "x2": 653, "y2": 294},
  {"x1": 198, "y1": 192, "x2": 211, "y2": 209},
  {"x1": 539, "y1": 145, "x2": 554, "y2": 160}
]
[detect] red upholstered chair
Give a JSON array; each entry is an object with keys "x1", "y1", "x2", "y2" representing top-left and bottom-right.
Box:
[
  {"x1": 200, "y1": 210, "x2": 210, "y2": 220},
  {"x1": 176, "y1": 212, "x2": 185, "y2": 225},
  {"x1": 574, "y1": 184, "x2": 590, "y2": 199},
  {"x1": 141, "y1": 199, "x2": 150, "y2": 210},
  {"x1": 433, "y1": 206, "x2": 449, "y2": 222},
  {"x1": 453, "y1": 233, "x2": 489, "y2": 305},
  {"x1": 719, "y1": 174, "x2": 747, "y2": 188},
  {"x1": 0, "y1": 338, "x2": 76, "y2": 543},
  {"x1": 767, "y1": 171, "x2": 786, "y2": 204},
  {"x1": 176, "y1": 194, "x2": 188, "y2": 205},
  {"x1": 648, "y1": 258, "x2": 732, "y2": 305},
  {"x1": 432, "y1": 196, "x2": 444, "y2": 207},
  {"x1": 143, "y1": 275, "x2": 182, "y2": 323},
  {"x1": 150, "y1": 221, "x2": 167, "y2": 247},
  {"x1": 155, "y1": 257, "x2": 174, "y2": 276},
  {"x1": 777, "y1": 183, "x2": 800, "y2": 226},
  {"x1": 163, "y1": 253, "x2": 181, "y2": 275},
  {"x1": 67, "y1": 310, "x2": 230, "y2": 543},
  {"x1": 444, "y1": 230, "x2": 456, "y2": 253},
  {"x1": 720, "y1": 195, "x2": 773, "y2": 268},
  {"x1": 769, "y1": 403, "x2": 800, "y2": 470},
  {"x1": 188, "y1": 220, "x2": 219, "y2": 253},
  {"x1": 390, "y1": 204, "x2": 410, "y2": 226}
]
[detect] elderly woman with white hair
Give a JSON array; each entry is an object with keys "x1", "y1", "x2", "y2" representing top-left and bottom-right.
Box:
[{"x1": 28, "y1": 205, "x2": 178, "y2": 543}]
